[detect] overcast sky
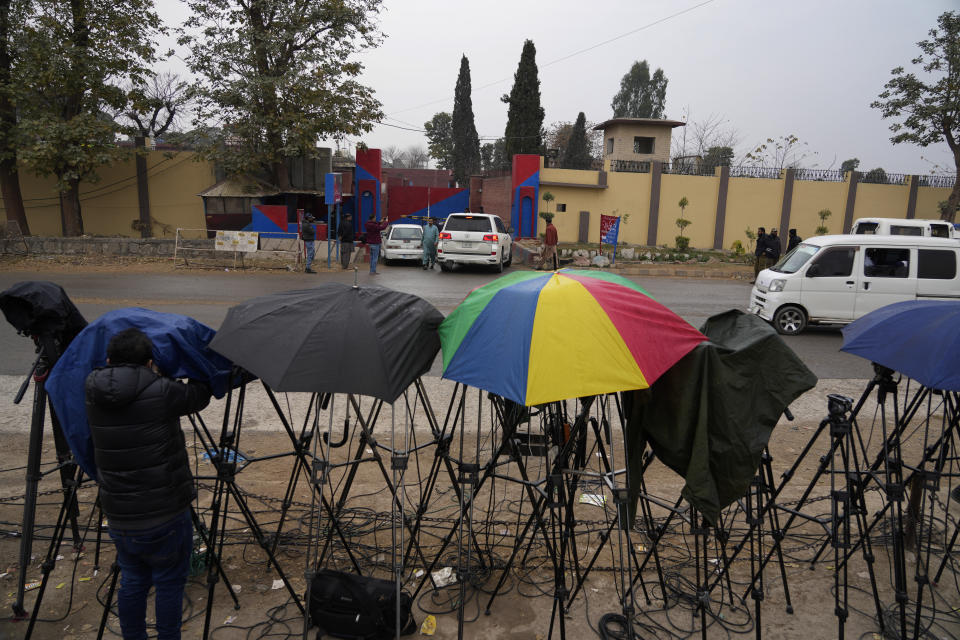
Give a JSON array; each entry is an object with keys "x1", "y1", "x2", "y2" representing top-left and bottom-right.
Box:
[{"x1": 160, "y1": 0, "x2": 958, "y2": 173}]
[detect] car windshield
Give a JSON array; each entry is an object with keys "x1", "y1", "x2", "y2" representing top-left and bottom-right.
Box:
[
  {"x1": 444, "y1": 216, "x2": 492, "y2": 233},
  {"x1": 771, "y1": 244, "x2": 819, "y2": 274},
  {"x1": 391, "y1": 227, "x2": 422, "y2": 240}
]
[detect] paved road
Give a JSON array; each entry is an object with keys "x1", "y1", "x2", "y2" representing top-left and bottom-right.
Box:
[{"x1": 0, "y1": 264, "x2": 873, "y2": 380}]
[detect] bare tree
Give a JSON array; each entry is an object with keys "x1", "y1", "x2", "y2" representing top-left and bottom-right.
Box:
[
  {"x1": 405, "y1": 144, "x2": 429, "y2": 168},
  {"x1": 120, "y1": 72, "x2": 192, "y2": 237},
  {"x1": 124, "y1": 72, "x2": 191, "y2": 139},
  {"x1": 671, "y1": 111, "x2": 741, "y2": 161},
  {"x1": 743, "y1": 134, "x2": 817, "y2": 170},
  {"x1": 382, "y1": 144, "x2": 406, "y2": 168}
]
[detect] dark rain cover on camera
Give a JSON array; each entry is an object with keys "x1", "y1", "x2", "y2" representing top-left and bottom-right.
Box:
[
  {"x1": 0, "y1": 281, "x2": 87, "y2": 342},
  {"x1": 46, "y1": 307, "x2": 234, "y2": 478},
  {"x1": 623, "y1": 310, "x2": 817, "y2": 525}
]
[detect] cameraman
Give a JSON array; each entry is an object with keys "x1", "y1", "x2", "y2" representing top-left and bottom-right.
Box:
[{"x1": 85, "y1": 328, "x2": 211, "y2": 640}]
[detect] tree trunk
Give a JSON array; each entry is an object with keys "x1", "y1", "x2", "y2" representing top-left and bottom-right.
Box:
[
  {"x1": 272, "y1": 159, "x2": 291, "y2": 192},
  {"x1": 59, "y1": 178, "x2": 84, "y2": 236},
  {"x1": 0, "y1": 156, "x2": 28, "y2": 235},
  {"x1": 943, "y1": 163, "x2": 960, "y2": 223},
  {"x1": 134, "y1": 136, "x2": 152, "y2": 237}
]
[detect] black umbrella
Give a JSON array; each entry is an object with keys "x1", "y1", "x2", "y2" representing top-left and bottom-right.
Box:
[{"x1": 209, "y1": 283, "x2": 443, "y2": 402}]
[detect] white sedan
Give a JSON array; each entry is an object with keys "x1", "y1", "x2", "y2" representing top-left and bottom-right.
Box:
[{"x1": 381, "y1": 224, "x2": 424, "y2": 263}]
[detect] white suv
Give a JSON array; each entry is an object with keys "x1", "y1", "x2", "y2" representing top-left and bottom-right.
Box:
[{"x1": 437, "y1": 213, "x2": 513, "y2": 272}]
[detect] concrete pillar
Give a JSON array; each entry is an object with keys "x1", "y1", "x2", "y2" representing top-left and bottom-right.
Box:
[
  {"x1": 647, "y1": 161, "x2": 663, "y2": 246},
  {"x1": 713, "y1": 165, "x2": 730, "y2": 250}
]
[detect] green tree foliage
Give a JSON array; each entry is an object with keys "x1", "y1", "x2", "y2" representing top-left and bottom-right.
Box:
[
  {"x1": 480, "y1": 138, "x2": 507, "y2": 172},
  {"x1": 675, "y1": 196, "x2": 690, "y2": 249},
  {"x1": 180, "y1": 0, "x2": 384, "y2": 191},
  {"x1": 840, "y1": 158, "x2": 860, "y2": 174},
  {"x1": 871, "y1": 11, "x2": 960, "y2": 221},
  {"x1": 15, "y1": 0, "x2": 163, "y2": 236},
  {"x1": 610, "y1": 60, "x2": 668, "y2": 119},
  {"x1": 561, "y1": 112, "x2": 594, "y2": 170},
  {"x1": 424, "y1": 112, "x2": 453, "y2": 170},
  {"x1": 703, "y1": 146, "x2": 734, "y2": 167},
  {"x1": 541, "y1": 190, "x2": 554, "y2": 216},
  {"x1": 451, "y1": 55, "x2": 480, "y2": 187},
  {"x1": 0, "y1": 0, "x2": 28, "y2": 234},
  {"x1": 502, "y1": 39, "x2": 544, "y2": 160},
  {"x1": 861, "y1": 167, "x2": 888, "y2": 184}
]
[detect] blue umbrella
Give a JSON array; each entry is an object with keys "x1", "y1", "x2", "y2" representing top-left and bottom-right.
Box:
[
  {"x1": 46, "y1": 307, "x2": 235, "y2": 478},
  {"x1": 840, "y1": 300, "x2": 960, "y2": 391}
]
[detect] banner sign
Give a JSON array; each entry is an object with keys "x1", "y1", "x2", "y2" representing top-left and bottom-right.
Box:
[
  {"x1": 325, "y1": 172, "x2": 343, "y2": 205},
  {"x1": 215, "y1": 230, "x2": 259, "y2": 252},
  {"x1": 600, "y1": 215, "x2": 620, "y2": 244}
]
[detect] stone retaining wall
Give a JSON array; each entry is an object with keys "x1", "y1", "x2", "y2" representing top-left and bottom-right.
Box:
[{"x1": 0, "y1": 236, "x2": 183, "y2": 257}]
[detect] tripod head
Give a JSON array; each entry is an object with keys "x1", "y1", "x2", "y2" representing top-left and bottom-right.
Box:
[{"x1": 827, "y1": 394, "x2": 853, "y2": 418}]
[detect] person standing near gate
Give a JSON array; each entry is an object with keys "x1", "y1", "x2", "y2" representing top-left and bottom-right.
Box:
[
  {"x1": 786, "y1": 228, "x2": 801, "y2": 252},
  {"x1": 364, "y1": 215, "x2": 388, "y2": 275},
  {"x1": 752, "y1": 227, "x2": 766, "y2": 283},
  {"x1": 301, "y1": 213, "x2": 316, "y2": 273},
  {"x1": 542, "y1": 215, "x2": 559, "y2": 271},
  {"x1": 338, "y1": 214, "x2": 354, "y2": 270},
  {"x1": 85, "y1": 328, "x2": 212, "y2": 640},
  {"x1": 422, "y1": 217, "x2": 439, "y2": 269}
]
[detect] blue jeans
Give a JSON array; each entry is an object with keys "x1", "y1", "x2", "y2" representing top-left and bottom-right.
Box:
[
  {"x1": 369, "y1": 244, "x2": 381, "y2": 273},
  {"x1": 304, "y1": 241, "x2": 315, "y2": 270},
  {"x1": 109, "y1": 510, "x2": 193, "y2": 640}
]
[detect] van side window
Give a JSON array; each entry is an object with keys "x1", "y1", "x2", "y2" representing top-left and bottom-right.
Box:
[
  {"x1": 809, "y1": 247, "x2": 855, "y2": 277},
  {"x1": 890, "y1": 225, "x2": 923, "y2": 236},
  {"x1": 930, "y1": 224, "x2": 950, "y2": 238},
  {"x1": 854, "y1": 222, "x2": 878, "y2": 234},
  {"x1": 918, "y1": 249, "x2": 957, "y2": 279},
  {"x1": 864, "y1": 248, "x2": 910, "y2": 278},
  {"x1": 495, "y1": 217, "x2": 506, "y2": 233}
]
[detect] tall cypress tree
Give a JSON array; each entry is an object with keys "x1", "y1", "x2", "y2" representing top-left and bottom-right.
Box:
[
  {"x1": 451, "y1": 55, "x2": 480, "y2": 187},
  {"x1": 561, "y1": 112, "x2": 593, "y2": 170},
  {"x1": 502, "y1": 39, "x2": 544, "y2": 161}
]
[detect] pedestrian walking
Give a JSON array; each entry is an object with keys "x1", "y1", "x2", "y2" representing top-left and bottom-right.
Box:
[
  {"x1": 338, "y1": 214, "x2": 354, "y2": 270},
  {"x1": 787, "y1": 228, "x2": 801, "y2": 252},
  {"x1": 301, "y1": 213, "x2": 316, "y2": 273},
  {"x1": 85, "y1": 328, "x2": 212, "y2": 640},
  {"x1": 542, "y1": 216, "x2": 559, "y2": 270},
  {"x1": 364, "y1": 216, "x2": 388, "y2": 275},
  {"x1": 752, "y1": 227, "x2": 767, "y2": 283},
  {"x1": 422, "y1": 217, "x2": 439, "y2": 269}
]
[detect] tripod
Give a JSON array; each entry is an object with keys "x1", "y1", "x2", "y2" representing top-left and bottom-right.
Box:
[
  {"x1": 186, "y1": 374, "x2": 306, "y2": 639},
  {"x1": 12, "y1": 336, "x2": 83, "y2": 619}
]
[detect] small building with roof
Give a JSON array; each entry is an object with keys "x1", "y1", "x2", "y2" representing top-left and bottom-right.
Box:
[{"x1": 592, "y1": 117, "x2": 686, "y2": 166}]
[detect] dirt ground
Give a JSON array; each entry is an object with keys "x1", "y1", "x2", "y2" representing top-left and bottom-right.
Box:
[{"x1": 1, "y1": 379, "x2": 958, "y2": 640}]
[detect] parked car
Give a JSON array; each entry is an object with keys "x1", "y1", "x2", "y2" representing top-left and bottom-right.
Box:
[
  {"x1": 436, "y1": 213, "x2": 513, "y2": 272},
  {"x1": 381, "y1": 224, "x2": 424, "y2": 263},
  {"x1": 749, "y1": 234, "x2": 960, "y2": 335}
]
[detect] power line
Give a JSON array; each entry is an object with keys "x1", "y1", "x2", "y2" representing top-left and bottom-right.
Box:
[{"x1": 384, "y1": 0, "x2": 717, "y2": 118}]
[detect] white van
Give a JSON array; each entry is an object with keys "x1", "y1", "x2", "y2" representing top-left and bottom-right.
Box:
[
  {"x1": 749, "y1": 234, "x2": 960, "y2": 335},
  {"x1": 851, "y1": 217, "x2": 958, "y2": 238}
]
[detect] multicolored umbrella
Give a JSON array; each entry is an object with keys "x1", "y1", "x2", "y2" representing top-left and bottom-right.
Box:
[{"x1": 439, "y1": 269, "x2": 707, "y2": 406}]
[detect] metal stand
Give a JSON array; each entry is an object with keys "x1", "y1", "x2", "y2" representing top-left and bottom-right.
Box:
[{"x1": 12, "y1": 339, "x2": 82, "y2": 618}]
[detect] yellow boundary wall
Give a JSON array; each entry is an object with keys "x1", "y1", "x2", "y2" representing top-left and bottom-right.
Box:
[
  {"x1": 539, "y1": 165, "x2": 953, "y2": 249},
  {"x1": 1, "y1": 150, "x2": 213, "y2": 238}
]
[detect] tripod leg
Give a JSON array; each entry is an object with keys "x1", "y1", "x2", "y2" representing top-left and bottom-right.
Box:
[{"x1": 96, "y1": 563, "x2": 121, "y2": 640}]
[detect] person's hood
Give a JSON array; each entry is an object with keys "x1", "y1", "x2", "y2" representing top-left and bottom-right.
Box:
[{"x1": 86, "y1": 365, "x2": 158, "y2": 408}]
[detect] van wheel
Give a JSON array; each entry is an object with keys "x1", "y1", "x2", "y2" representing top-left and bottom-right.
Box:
[
  {"x1": 494, "y1": 254, "x2": 504, "y2": 273},
  {"x1": 504, "y1": 248, "x2": 512, "y2": 267},
  {"x1": 773, "y1": 305, "x2": 807, "y2": 335}
]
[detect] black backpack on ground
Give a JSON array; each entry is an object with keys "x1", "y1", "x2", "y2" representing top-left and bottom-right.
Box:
[{"x1": 309, "y1": 569, "x2": 417, "y2": 640}]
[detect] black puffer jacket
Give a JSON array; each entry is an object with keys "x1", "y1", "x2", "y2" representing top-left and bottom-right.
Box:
[{"x1": 85, "y1": 365, "x2": 211, "y2": 530}]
